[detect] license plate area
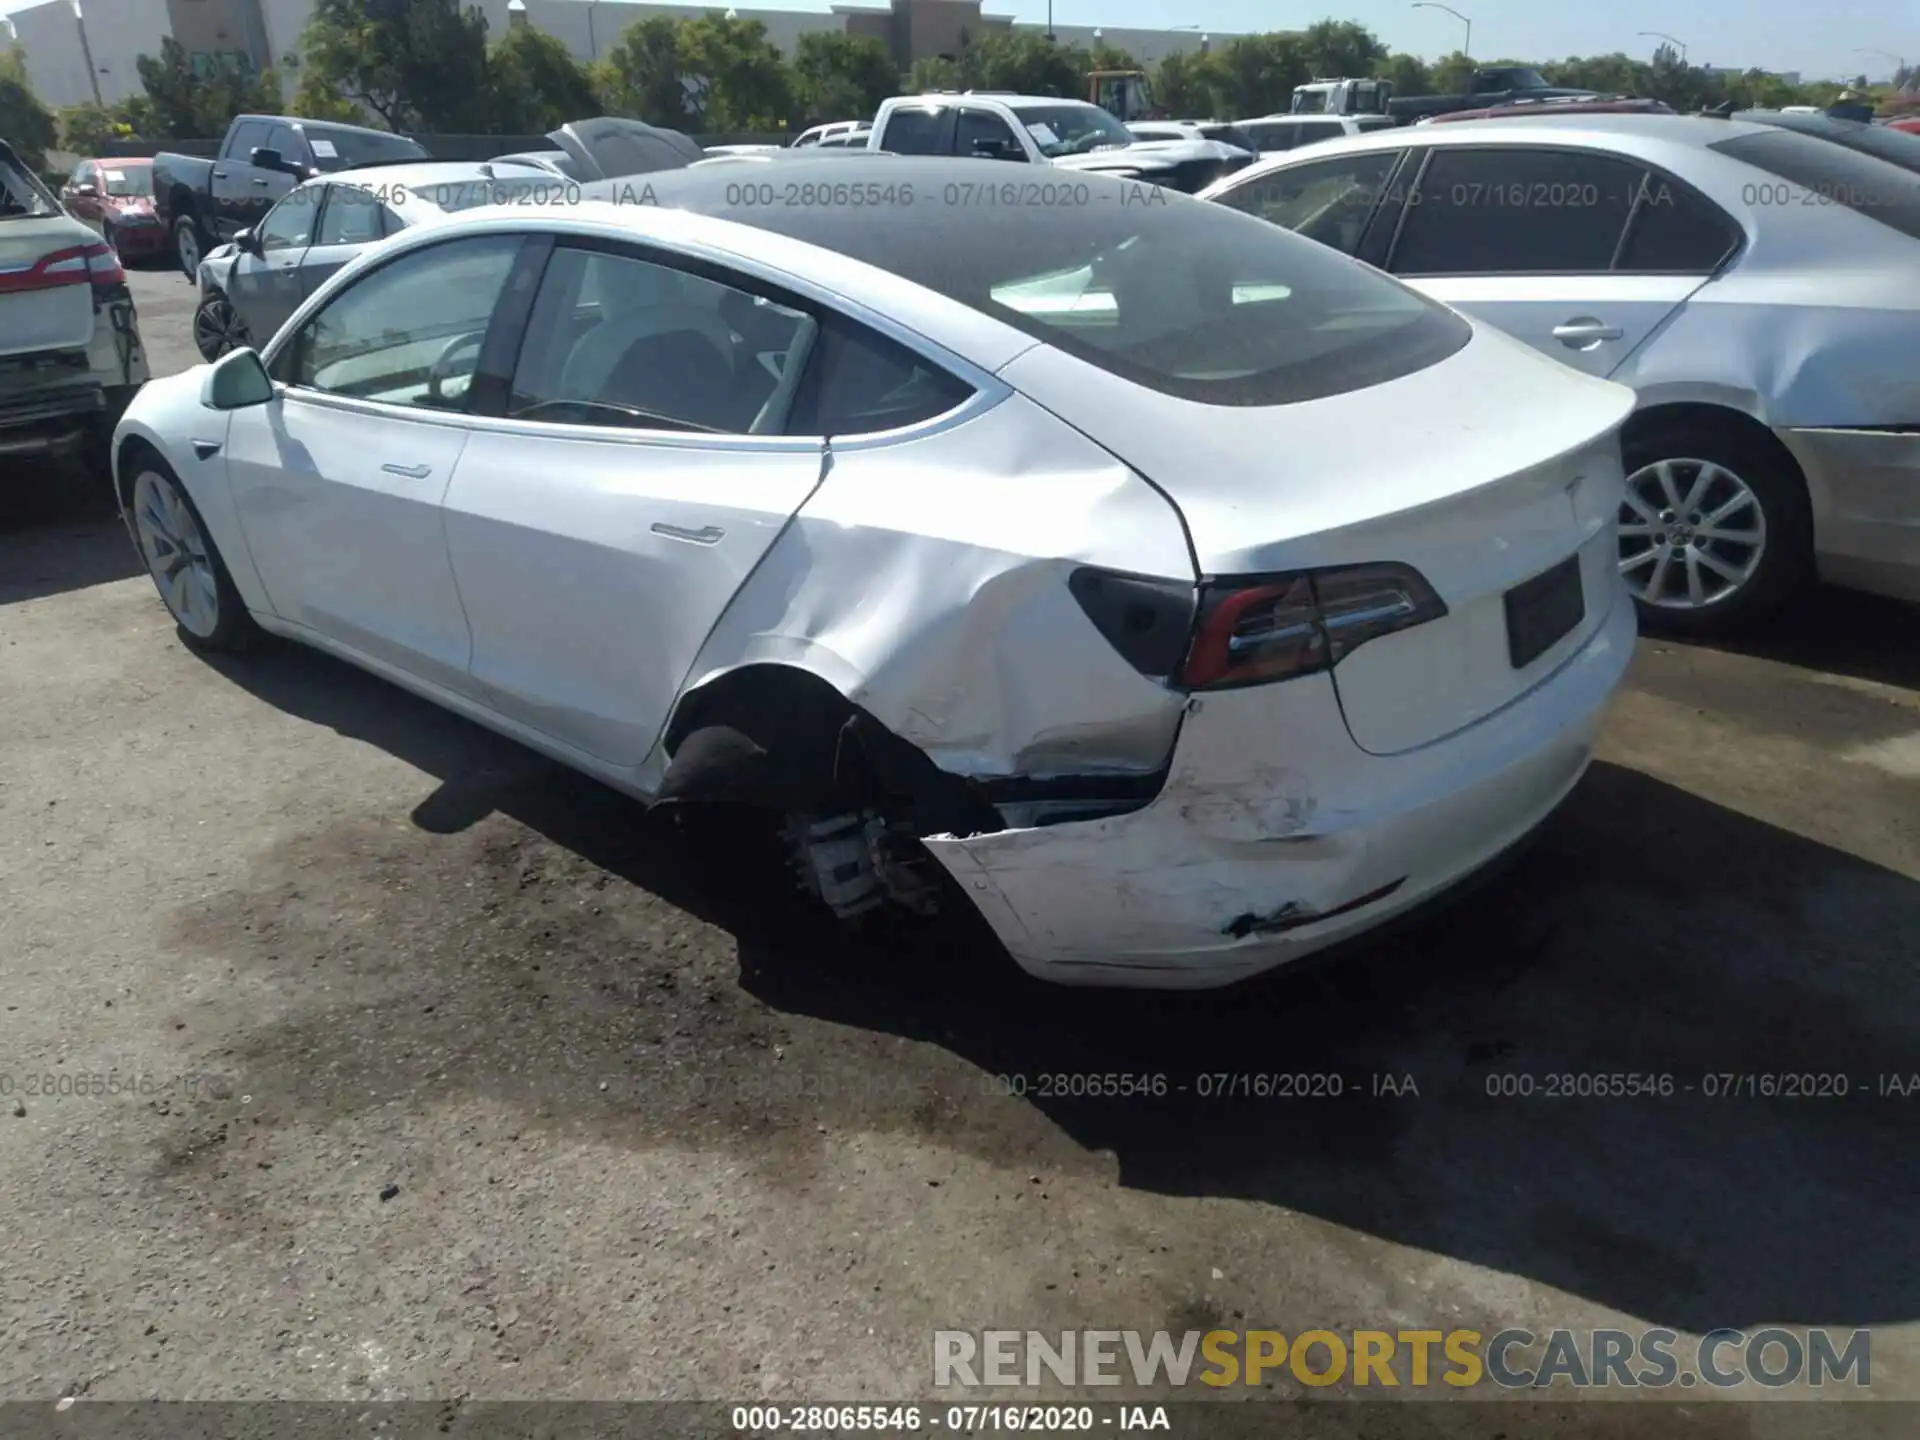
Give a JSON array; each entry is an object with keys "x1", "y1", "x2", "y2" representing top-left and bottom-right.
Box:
[{"x1": 1504, "y1": 554, "x2": 1585, "y2": 670}]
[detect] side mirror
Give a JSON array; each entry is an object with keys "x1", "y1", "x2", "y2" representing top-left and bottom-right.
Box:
[
  {"x1": 201, "y1": 347, "x2": 275, "y2": 410},
  {"x1": 71, "y1": 182, "x2": 99, "y2": 198},
  {"x1": 971, "y1": 137, "x2": 1024, "y2": 161},
  {"x1": 235, "y1": 227, "x2": 261, "y2": 255},
  {"x1": 249, "y1": 146, "x2": 288, "y2": 174}
]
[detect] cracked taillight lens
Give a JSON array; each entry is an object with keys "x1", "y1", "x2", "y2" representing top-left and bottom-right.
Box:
[{"x1": 1177, "y1": 563, "x2": 1446, "y2": 691}]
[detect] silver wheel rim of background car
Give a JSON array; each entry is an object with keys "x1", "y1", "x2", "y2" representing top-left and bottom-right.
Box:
[
  {"x1": 131, "y1": 471, "x2": 221, "y2": 639},
  {"x1": 1617, "y1": 457, "x2": 1767, "y2": 611},
  {"x1": 194, "y1": 296, "x2": 245, "y2": 359}
]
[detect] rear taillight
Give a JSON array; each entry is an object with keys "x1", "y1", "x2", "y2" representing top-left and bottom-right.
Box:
[
  {"x1": 0, "y1": 241, "x2": 122, "y2": 294},
  {"x1": 1177, "y1": 564, "x2": 1446, "y2": 691}
]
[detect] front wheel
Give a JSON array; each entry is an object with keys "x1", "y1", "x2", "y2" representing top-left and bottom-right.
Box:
[
  {"x1": 193, "y1": 291, "x2": 247, "y2": 361},
  {"x1": 173, "y1": 214, "x2": 206, "y2": 281},
  {"x1": 127, "y1": 458, "x2": 259, "y2": 654},
  {"x1": 1617, "y1": 421, "x2": 1812, "y2": 638}
]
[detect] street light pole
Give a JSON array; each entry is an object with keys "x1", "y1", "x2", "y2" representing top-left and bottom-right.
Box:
[
  {"x1": 1411, "y1": 3, "x2": 1470, "y2": 63},
  {"x1": 1854, "y1": 48, "x2": 1904, "y2": 82},
  {"x1": 1638, "y1": 31, "x2": 1688, "y2": 64}
]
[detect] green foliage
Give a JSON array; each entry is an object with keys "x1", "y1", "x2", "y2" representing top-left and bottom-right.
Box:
[
  {"x1": 58, "y1": 102, "x2": 135, "y2": 154},
  {"x1": 677, "y1": 13, "x2": 793, "y2": 129},
  {"x1": 594, "y1": 17, "x2": 696, "y2": 128},
  {"x1": 1, "y1": 47, "x2": 58, "y2": 169},
  {"x1": 791, "y1": 32, "x2": 898, "y2": 124},
  {"x1": 1297, "y1": 19, "x2": 1387, "y2": 80},
  {"x1": 130, "y1": 36, "x2": 280, "y2": 139},
  {"x1": 299, "y1": 0, "x2": 491, "y2": 132},
  {"x1": 488, "y1": 24, "x2": 601, "y2": 132},
  {"x1": 288, "y1": 70, "x2": 370, "y2": 125}
]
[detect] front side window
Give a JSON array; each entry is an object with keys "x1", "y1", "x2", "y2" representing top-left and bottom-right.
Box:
[
  {"x1": 1011, "y1": 103, "x2": 1135, "y2": 158},
  {"x1": 1213, "y1": 150, "x2": 1403, "y2": 256},
  {"x1": 226, "y1": 121, "x2": 271, "y2": 161},
  {"x1": 507, "y1": 245, "x2": 814, "y2": 435},
  {"x1": 955, "y1": 109, "x2": 1023, "y2": 160},
  {"x1": 315, "y1": 184, "x2": 386, "y2": 246},
  {"x1": 257, "y1": 193, "x2": 316, "y2": 251},
  {"x1": 1389, "y1": 147, "x2": 1639, "y2": 275},
  {"x1": 284, "y1": 234, "x2": 523, "y2": 409}
]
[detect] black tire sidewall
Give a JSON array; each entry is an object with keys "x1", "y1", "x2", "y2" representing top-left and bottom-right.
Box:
[
  {"x1": 1619, "y1": 421, "x2": 1812, "y2": 637},
  {"x1": 193, "y1": 296, "x2": 229, "y2": 361},
  {"x1": 175, "y1": 217, "x2": 204, "y2": 280}
]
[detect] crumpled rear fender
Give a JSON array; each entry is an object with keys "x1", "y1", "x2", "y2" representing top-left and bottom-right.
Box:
[{"x1": 657, "y1": 391, "x2": 1196, "y2": 802}]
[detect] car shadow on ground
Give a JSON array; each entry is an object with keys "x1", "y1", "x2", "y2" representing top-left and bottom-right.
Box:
[
  {"x1": 197, "y1": 639, "x2": 1920, "y2": 1337},
  {"x1": 0, "y1": 481, "x2": 136, "y2": 605},
  {"x1": 1678, "y1": 583, "x2": 1920, "y2": 692}
]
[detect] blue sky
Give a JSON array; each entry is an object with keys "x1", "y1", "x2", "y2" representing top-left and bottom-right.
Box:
[{"x1": 1, "y1": 0, "x2": 1906, "y2": 82}]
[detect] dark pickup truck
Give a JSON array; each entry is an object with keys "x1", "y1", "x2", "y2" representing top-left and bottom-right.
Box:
[
  {"x1": 153, "y1": 115, "x2": 429, "y2": 278},
  {"x1": 1387, "y1": 67, "x2": 1599, "y2": 124}
]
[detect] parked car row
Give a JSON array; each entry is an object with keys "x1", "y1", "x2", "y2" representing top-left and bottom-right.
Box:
[{"x1": 11, "y1": 98, "x2": 1911, "y2": 990}]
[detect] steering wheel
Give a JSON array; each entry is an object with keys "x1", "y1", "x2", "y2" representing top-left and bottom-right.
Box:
[{"x1": 427, "y1": 330, "x2": 487, "y2": 406}]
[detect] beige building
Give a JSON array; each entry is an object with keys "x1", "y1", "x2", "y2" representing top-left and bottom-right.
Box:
[{"x1": 8, "y1": 0, "x2": 1230, "y2": 110}]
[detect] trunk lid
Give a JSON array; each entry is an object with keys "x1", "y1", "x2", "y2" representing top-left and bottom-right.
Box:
[
  {"x1": 998, "y1": 323, "x2": 1635, "y2": 754},
  {"x1": 0, "y1": 215, "x2": 100, "y2": 358}
]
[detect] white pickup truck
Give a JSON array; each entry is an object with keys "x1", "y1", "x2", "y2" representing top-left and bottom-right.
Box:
[{"x1": 864, "y1": 92, "x2": 1253, "y2": 193}]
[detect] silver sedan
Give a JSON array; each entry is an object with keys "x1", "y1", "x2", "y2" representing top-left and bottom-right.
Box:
[{"x1": 1200, "y1": 113, "x2": 1920, "y2": 634}]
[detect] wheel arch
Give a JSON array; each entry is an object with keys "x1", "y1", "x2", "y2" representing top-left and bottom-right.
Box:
[{"x1": 1623, "y1": 400, "x2": 1819, "y2": 524}]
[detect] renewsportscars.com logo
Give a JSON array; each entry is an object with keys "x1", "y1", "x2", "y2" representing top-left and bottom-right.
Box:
[{"x1": 933, "y1": 1328, "x2": 1871, "y2": 1390}]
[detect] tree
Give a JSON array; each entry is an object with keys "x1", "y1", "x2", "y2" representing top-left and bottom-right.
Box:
[
  {"x1": 487, "y1": 24, "x2": 600, "y2": 132},
  {"x1": 971, "y1": 31, "x2": 1087, "y2": 97},
  {"x1": 130, "y1": 37, "x2": 281, "y2": 139},
  {"x1": 1152, "y1": 50, "x2": 1220, "y2": 118},
  {"x1": 297, "y1": 0, "x2": 492, "y2": 132},
  {"x1": 58, "y1": 102, "x2": 133, "y2": 154},
  {"x1": 288, "y1": 69, "x2": 370, "y2": 125},
  {"x1": 595, "y1": 17, "x2": 696, "y2": 128},
  {"x1": 1427, "y1": 50, "x2": 1477, "y2": 95},
  {"x1": 0, "y1": 47, "x2": 57, "y2": 171},
  {"x1": 1208, "y1": 33, "x2": 1308, "y2": 118},
  {"x1": 791, "y1": 32, "x2": 897, "y2": 125},
  {"x1": 1298, "y1": 19, "x2": 1386, "y2": 80},
  {"x1": 677, "y1": 13, "x2": 791, "y2": 130}
]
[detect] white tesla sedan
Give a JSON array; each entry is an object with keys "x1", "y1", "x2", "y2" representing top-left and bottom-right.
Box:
[
  {"x1": 1199, "y1": 114, "x2": 1920, "y2": 635},
  {"x1": 112, "y1": 157, "x2": 1637, "y2": 989}
]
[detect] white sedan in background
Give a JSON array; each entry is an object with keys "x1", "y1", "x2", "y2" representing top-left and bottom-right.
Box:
[
  {"x1": 1201, "y1": 114, "x2": 1920, "y2": 633},
  {"x1": 111, "y1": 158, "x2": 1635, "y2": 989}
]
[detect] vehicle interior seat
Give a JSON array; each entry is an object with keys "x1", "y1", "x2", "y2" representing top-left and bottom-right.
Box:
[
  {"x1": 598, "y1": 329, "x2": 742, "y2": 431},
  {"x1": 559, "y1": 262, "x2": 738, "y2": 402}
]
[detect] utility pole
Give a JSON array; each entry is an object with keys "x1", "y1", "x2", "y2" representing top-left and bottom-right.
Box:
[{"x1": 72, "y1": 0, "x2": 104, "y2": 107}]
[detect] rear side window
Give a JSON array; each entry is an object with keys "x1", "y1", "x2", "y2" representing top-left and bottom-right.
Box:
[
  {"x1": 1711, "y1": 130, "x2": 1920, "y2": 241},
  {"x1": 1243, "y1": 122, "x2": 1296, "y2": 151},
  {"x1": 787, "y1": 315, "x2": 974, "y2": 436},
  {"x1": 1212, "y1": 150, "x2": 1403, "y2": 256},
  {"x1": 1616, "y1": 179, "x2": 1740, "y2": 272},
  {"x1": 880, "y1": 109, "x2": 944, "y2": 155},
  {"x1": 316, "y1": 184, "x2": 385, "y2": 245},
  {"x1": 1390, "y1": 147, "x2": 1638, "y2": 275}
]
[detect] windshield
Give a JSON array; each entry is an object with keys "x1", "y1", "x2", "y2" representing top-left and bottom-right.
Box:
[
  {"x1": 1011, "y1": 103, "x2": 1137, "y2": 157},
  {"x1": 309, "y1": 127, "x2": 431, "y2": 173},
  {"x1": 1712, "y1": 129, "x2": 1920, "y2": 240},
  {"x1": 0, "y1": 154, "x2": 58, "y2": 218},
  {"x1": 99, "y1": 165, "x2": 153, "y2": 197},
  {"x1": 1736, "y1": 112, "x2": 1920, "y2": 175},
  {"x1": 628, "y1": 163, "x2": 1469, "y2": 406}
]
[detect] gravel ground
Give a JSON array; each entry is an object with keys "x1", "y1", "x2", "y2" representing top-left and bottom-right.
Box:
[{"x1": 1, "y1": 267, "x2": 1916, "y2": 1427}]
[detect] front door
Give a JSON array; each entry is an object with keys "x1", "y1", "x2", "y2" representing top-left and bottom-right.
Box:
[
  {"x1": 1381, "y1": 144, "x2": 1737, "y2": 380},
  {"x1": 225, "y1": 232, "x2": 529, "y2": 694},
  {"x1": 225, "y1": 190, "x2": 318, "y2": 341},
  {"x1": 441, "y1": 241, "x2": 827, "y2": 768}
]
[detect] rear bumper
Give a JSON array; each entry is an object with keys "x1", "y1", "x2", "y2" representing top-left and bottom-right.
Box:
[
  {"x1": 926, "y1": 583, "x2": 1636, "y2": 989},
  {"x1": 1777, "y1": 426, "x2": 1920, "y2": 604}
]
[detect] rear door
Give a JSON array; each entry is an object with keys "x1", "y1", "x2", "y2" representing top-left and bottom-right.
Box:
[
  {"x1": 440, "y1": 239, "x2": 828, "y2": 769},
  {"x1": 1381, "y1": 145, "x2": 1735, "y2": 379}
]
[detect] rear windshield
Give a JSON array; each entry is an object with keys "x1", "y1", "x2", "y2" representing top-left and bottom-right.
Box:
[
  {"x1": 640, "y1": 170, "x2": 1469, "y2": 406},
  {"x1": 1711, "y1": 130, "x2": 1920, "y2": 241},
  {"x1": 0, "y1": 154, "x2": 59, "y2": 218},
  {"x1": 1736, "y1": 112, "x2": 1920, "y2": 175},
  {"x1": 308, "y1": 127, "x2": 431, "y2": 173}
]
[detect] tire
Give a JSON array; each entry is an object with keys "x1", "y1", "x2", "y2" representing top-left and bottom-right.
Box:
[
  {"x1": 124, "y1": 453, "x2": 260, "y2": 655},
  {"x1": 1617, "y1": 418, "x2": 1812, "y2": 639},
  {"x1": 193, "y1": 291, "x2": 247, "y2": 362},
  {"x1": 173, "y1": 214, "x2": 206, "y2": 281}
]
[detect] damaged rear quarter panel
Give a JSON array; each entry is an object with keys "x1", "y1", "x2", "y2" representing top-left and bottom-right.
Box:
[{"x1": 670, "y1": 392, "x2": 1197, "y2": 781}]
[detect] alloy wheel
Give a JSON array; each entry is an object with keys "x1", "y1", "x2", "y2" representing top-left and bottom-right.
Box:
[
  {"x1": 131, "y1": 470, "x2": 221, "y2": 639},
  {"x1": 1617, "y1": 457, "x2": 1767, "y2": 611},
  {"x1": 176, "y1": 223, "x2": 201, "y2": 279},
  {"x1": 194, "y1": 295, "x2": 246, "y2": 359}
]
